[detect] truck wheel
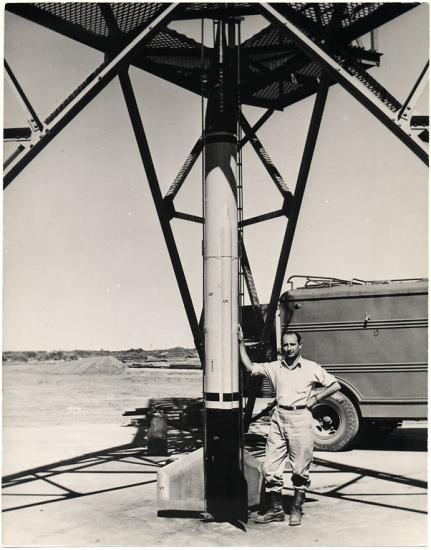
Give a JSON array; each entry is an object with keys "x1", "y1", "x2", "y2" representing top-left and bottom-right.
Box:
[{"x1": 311, "y1": 392, "x2": 360, "y2": 451}]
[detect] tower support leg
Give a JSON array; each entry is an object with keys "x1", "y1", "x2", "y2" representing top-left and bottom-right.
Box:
[{"x1": 119, "y1": 70, "x2": 204, "y2": 362}]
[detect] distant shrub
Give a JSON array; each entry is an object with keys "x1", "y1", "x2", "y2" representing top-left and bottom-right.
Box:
[
  {"x1": 9, "y1": 352, "x2": 29, "y2": 363},
  {"x1": 2, "y1": 346, "x2": 198, "y2": 363},
  {"x1": 46, "y1": 351, "x2": 64, "y2": 361}
]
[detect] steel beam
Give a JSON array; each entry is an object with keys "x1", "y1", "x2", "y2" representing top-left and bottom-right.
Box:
[
  {"x1": 119, "y1": 69, "x2": 203, "y2": 363},
  {"x1": 98, "y1": 3, "x2": 121, "y2": 36},
  {"x1": 173, "y1": 211, "x2": 204, "y2": 224},
  {"x1": 262, "y1": 77, "x2": 330, "y2": 342},
  {"x1": 238, "y1": 109, "x2": 274, "y2": 149},
  {"x1": 259, "y1": 3, "x2": 428, "y2": 166},
  {"x1": 98, "y1": 2, "x2": 122, "y2": 65},
  {"x1": 4, "y1": 60, "x2": 43, "y2": 132},
  {"x1": 240, "y1": 208, "x2": 286, "y2": 228},
  {"x1": 338, "y1": 44, "x2": 382, "y2": 65},
  {"x1": 398, "y1": 61, "x2": 429, "y2": 122},
  {"x1": 244, "y1": 52, "x2": 311, "y2": 96},
  {"x1": 411, "y1": 116, "x2": 429, "y2": 130},
  {"x1": 164, "y1": 137, "x2": 203, "y2": 202},
  {"x1": 240, "y1": 112, "x2": 294, "y2": 201},
  {"x1": 4, "y1": 127, "x2": 32, "y2": 141},
  {"x1": 240, "y1": 239, "x2": 264, "y2": 317},
  {"x1": 4, "y1": 145, "x2": 25, "y2": 169},
  {"x1": 3, "y1": 3, "x2": 180, "y2": 188}
]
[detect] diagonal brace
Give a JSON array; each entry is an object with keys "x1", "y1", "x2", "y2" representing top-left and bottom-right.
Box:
[
  {"x1": 4, "y1": 3, "x2": 180, "y2": 189},
  {"x1": 239, "y1": 109, "x2": 274, "y2": 149},
  {"x1": 262, "y1": 76, "x2": 330, "y2": 341},
  {"x1": 398, "y1": 61, "x2": 429, "y2": 123},
  {"x1": 4, "y1": 60, "x2": 43, "y2": 132},
  {"x1": 164, "y1": 137, "x2": 204, "y2": 203},
  {"x1": 240, "y1": 238, "x2": 264, "y2": 320},
  {"x1": 119, "y1": 69, "x2": 204, "y2": 363},
  {"x1": 259, "y1": 3, "x2": 428, "y2": 166},
  {"x1": 240, "y1": 112, "x2": 294, "y2": 202}
]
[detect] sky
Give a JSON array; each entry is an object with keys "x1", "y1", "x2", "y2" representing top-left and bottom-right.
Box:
[{"x1": 3, "y1": 4, "x2": 429, "y2": 351}]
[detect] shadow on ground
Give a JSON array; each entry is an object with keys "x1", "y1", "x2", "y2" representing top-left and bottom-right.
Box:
[
  {"x1": 245, "y1": 426, "x2": 427, "y2": 454},
  {"x1": 244, "y1": 427, "x2": 427, "y2": 517},
  {"x1": 356, "y1": 427, "x2": 427, "y2": 452},
  {"x1": 3, "y1": 402, "x2": 426, "y2": 520},
  {"x1": 2, "y1": 443, "x2": 164, "y2": 513},
  {"x1": 2, "y1": 397, "x2": 204, "y2": 515}
]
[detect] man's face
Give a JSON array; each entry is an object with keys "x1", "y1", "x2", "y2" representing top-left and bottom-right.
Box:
[{"x1": 282, "y1": 333, "x2": 301, "y2": 362}]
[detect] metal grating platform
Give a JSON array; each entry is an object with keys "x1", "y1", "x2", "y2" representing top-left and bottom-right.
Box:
[
  {"x1": 6, "y1": 2, "x2": 418, "y2": 111},
  {"x1": 33, "y1": 2, "x2": 110, "y2": 36},
  {"x1": 110, "y1": 3, "x2": 165, "y2": 34}
]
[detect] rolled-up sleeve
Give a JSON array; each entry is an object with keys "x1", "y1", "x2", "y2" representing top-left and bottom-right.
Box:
[
  {"x1": 250, "y1": 362, "x2": 274, "y2": 377},
  {"x1": 313, "y1": 364, "x2": 337, "y2": 387}
]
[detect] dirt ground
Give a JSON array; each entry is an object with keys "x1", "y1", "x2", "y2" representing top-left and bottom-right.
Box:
[
  {"x1": 2, "y1": 361, "x2": 427, "y2": 546},
  {"x1": 3, "y1": 360, "x2": 202, "y2": 427}
]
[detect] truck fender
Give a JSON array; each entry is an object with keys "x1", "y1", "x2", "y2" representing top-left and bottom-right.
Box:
[{"x1": 333, "y1": 377, "x2": 363, "y2": 408}]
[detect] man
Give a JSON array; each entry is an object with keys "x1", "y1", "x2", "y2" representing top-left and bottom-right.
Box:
[{"x1": 238, "y1": 327, "x2": 341, "y2": 525}]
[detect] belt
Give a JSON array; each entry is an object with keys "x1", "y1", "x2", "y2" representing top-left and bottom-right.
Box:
[{"x1": 278, "y1": 404, "x2": 307, "y2": 411}]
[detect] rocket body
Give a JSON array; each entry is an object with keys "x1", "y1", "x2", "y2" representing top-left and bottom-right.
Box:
[
  {"x1": 203, "y1": 23, "x2": 246, "y2": 522},
  {"x1": 204, "y1": 143, "x2": 239, "y2": 408}
]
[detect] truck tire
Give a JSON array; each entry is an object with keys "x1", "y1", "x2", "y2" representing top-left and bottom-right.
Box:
[{"x1": 311, "y1": 392, "x2": 360, "y2": 451}]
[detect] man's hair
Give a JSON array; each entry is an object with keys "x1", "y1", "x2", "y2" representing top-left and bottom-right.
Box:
[{"x1": 282, "y1": 331, "x2": 302, "y2": 345}]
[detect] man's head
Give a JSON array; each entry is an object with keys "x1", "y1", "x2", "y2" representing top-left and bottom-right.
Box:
[{"x1": 281, "y1": 331, "x2": 302, "y2": 363}]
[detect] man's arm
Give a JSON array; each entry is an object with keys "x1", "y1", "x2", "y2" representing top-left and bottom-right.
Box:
[
  {"x1": 237, "y1": 325, "x2": 254, "y2": 373},
  {"x1": 306, "y1": 381, "x2": 341, "y2": 409}
]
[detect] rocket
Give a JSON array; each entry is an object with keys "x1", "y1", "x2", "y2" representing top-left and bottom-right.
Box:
[{"x1": 203, "y1": 22, "x2": 247, "y2": 522}]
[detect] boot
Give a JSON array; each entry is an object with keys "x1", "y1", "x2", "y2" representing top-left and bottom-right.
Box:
[
  {"x1": 255, "y1": 491, "x2": 285, "y2": 523},
  {"x1": 289, "y1": 489, "x2": 305, "y2": 526}
]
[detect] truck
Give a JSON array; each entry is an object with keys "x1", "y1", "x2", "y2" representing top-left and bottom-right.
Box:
[
  {"x1": 182, "y1": 276, "x2": 427, "y2": 451},
  {"x1": 273, "y1": 276, "x2": 428, "y2": 451}
]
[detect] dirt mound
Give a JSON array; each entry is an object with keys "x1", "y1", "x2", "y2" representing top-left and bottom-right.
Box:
[{"x1": 47, "y1": 356, "x2": 127, "y2": 375}]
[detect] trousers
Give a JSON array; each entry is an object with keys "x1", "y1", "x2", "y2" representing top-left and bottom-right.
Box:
[{"x1": 263, "y1": 407, "x2": 314, "y2": 493}]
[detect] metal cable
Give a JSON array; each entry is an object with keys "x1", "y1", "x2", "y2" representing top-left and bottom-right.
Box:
[
  {"x1": 235, "y1": 16, "x2": 246, "y2": 470},
  {"x1": 200, "y1": 16, "x2": 208, "y2": 516}
]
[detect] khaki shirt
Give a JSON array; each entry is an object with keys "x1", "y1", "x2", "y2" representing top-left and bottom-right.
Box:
[{"x1": 250, "y1": 355, "x2": 337, "y2": 407}]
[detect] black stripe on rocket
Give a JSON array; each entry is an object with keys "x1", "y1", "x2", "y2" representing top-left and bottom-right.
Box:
[{"x1": 205, "y1": 392, "x2": 240, "y2": 402}]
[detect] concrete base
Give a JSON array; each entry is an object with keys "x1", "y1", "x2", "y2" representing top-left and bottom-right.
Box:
[{"x1": 157, "y1": 448, "x2": 262, "y2": 514}]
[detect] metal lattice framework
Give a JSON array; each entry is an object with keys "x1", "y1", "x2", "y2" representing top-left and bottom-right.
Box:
[
  {"x1": 4, "y1": 2, "x2": 428, "y2": 181},
  {"x1": 4, "y1": 3, "x2": 425, "y2": 110},
  {"x1": 3, "y1": 2, "x2": 429, "y2": 427}
]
